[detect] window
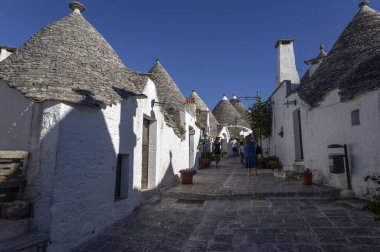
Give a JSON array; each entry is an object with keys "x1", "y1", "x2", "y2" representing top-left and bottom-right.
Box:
[
  {"x1": 351, "y1": 109, "x2": 360, "y2": 126},
  {"x1": 114, "y1": 154, "x2": 130, "y2": 201}
]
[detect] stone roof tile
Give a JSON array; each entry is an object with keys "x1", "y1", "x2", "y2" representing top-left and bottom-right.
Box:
[
  {"x1": 149, "y1": 60, "x2": 186, "y2": 138},
  {"x1": 189, "y1": 90, "x2": 220, "y2": 138},
  {"x1": 212, "y1": 96, "x2": 250, "y2": 130},
  {"x1": 0, "y1": 11, "x2": 145, "y2": 108},
  {"x1": 298, "y1": 4, "x2": 380, "y2": 107}
]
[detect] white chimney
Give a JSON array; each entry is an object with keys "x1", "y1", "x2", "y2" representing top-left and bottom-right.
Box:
[{"x1": 275, "y1": 39, "x2": 300, "y2": 86}]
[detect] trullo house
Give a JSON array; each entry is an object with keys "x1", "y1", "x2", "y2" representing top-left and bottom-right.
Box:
[
  {"x1": 0, "y1": 2, "x2": 199, "y2": 250},
  {"x1": 270, "y1": 1, "x2": 380, "y2": 199}
]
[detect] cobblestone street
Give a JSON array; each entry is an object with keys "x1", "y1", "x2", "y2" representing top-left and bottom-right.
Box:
[{"x1": 78, "y1": 159, "x2": 380, "y2": 252}]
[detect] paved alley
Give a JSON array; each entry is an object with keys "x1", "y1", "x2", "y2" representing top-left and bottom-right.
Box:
[{"x1": 77, "y1": 158, "x2": 380, "y2": 252}]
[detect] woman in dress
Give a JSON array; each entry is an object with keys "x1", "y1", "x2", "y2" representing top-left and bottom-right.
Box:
[{"x1": 244, "y1": 135, "x2": 258, "y2": 176}]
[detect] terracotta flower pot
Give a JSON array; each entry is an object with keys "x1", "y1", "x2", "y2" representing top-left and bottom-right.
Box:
[
  {"x1": 303, "y1": 176, "x2": 312, "y2": 185},
  {"x1": 180, "y1": 174, "x2": 194, "y2": 184}
]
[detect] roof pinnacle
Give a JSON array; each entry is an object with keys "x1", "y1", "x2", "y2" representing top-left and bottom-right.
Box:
[
  {"x1": 319, "y1": 44, "x2": 327, "y2": 57},
  {"x1": 69, "y1": 1, "x2": 85, "y2": 13},
  {"x1": 359, "y1": 0, "x2": 370, "y2": 8}
]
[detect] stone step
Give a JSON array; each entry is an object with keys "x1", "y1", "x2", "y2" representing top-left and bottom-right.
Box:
[
  {"x1": 0, "y1": 233, "x2": 49, "y2": 251},
  {"x1": 161, "y1": 189, "x2": 341, "y2": 201},
  {"x1": 0, "y1": 218, "x2": 31, "y2": 242}
]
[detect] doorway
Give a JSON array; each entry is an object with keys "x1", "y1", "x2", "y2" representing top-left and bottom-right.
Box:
[
  {"x1": 293, "y1": 109, "x2": 304, "y2": 160},
  {"x1": 141, "y1": 119, "x2": 150, "y2": 190},
  {"x1": 189, "y1": 126, "x2": 195, "y2": 168}
]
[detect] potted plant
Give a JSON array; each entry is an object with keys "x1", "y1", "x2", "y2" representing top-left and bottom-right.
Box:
[
  {"x1": 179, "y1": 168, "x2": 196, "y2": 184},
  {"x1": 302, "y1": 168, "x2": 313, "y2": 185},
  {"x1": 199, "y1": 152, "x2": 213, "y2": 169},
  {"x1": 258, "y1": 158, "x2": 266, "y2": 169},
  {"x1": 267, "y1": 156, "x2": 279, "y2": 170}
]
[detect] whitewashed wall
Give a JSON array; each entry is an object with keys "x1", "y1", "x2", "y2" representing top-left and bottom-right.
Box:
[
  {"x1": 0, "y1": 83, "x2": 35, "y2": 151},
  {"x1": 271, "y1": 83, "x2": 380, "y2": 198},
  {"x1": 28, "y1": 78, "x2": 199, "y2": 251},
  {"x1": 270, "y1": 83, "x2": 301, "y2": 167},
  {"x1": 301, "y1": 89, "x2": 380, "y2": 198}
]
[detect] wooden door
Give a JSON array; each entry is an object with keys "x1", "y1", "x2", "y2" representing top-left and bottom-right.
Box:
[{"x1": 141, "y1": 119, "x2": 150, "y2": 190}]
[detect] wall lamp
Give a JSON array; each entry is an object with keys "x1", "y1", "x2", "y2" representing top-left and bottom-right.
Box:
[{"x1": 151, "y1": 99, "x2": 174, "y2": 111}]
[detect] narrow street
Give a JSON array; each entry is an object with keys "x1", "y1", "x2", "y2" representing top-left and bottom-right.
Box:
[{"x1": 78, "y1": 158, "x2": 380, "y2": 252}]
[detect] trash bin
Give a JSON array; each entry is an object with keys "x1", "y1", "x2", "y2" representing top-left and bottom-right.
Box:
[{"x1": 329, "y1": 154, "x2": 345, "y2": 174}]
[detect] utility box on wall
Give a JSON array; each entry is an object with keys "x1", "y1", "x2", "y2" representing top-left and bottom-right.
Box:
[{"x1": 329, "y1": 154, "x2": 345, "y2": 174}]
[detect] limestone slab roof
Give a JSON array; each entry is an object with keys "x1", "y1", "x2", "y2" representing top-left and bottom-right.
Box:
[
  {"x1": 0, "y1": 11, "x2": 146, "y2": 108},
  {"x1": 189, "y1": 90, "x2": 220, "y2": 138},
  {"x1": 212, "y1": 96, "x2": 250, "y2": 129},
  {"x1": 149, "y1": 60, "x2": 186, "y2": 138},
  {"x1": 298, "y1": 4, "x2": 380, "y2": 107},
  {"x1": 230, "y1": 96, "x2": 248, "y2": 116}
]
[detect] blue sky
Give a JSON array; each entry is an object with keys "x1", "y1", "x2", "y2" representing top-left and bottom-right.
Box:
[{"x1": 1, "y1": 0, "x2": 377, "y2": 109}]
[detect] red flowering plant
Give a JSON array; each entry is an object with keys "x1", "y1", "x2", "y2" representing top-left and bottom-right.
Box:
[
  {"x1": 179, "y1": 168, "x2": 197, "y2": 176},
  {"x1": 302, "y1": 168, "x2": 313, "y2": 179}
]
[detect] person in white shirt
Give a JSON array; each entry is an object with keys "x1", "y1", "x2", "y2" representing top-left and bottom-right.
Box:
[
  {"x1": 231, "y1": 138, "x2": 238, "y2": 157},
  {"x1": 239, "y1": 142, "x2": 245, "y2": 164}
]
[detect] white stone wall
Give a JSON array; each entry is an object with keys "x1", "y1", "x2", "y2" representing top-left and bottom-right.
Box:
[
  {"x1": 301, "y1": 89, "x2": 380, "y2": 197},
  {"x1": 28, "y1": 78, "x2": 199, "y2": 251},
  {"x1": 0, "y1": 83, "x2": 35, "y2": 151},
  {"x1": 0, "y1": 76, "x2": 200, "y2": 251},
  {"x1": 271, "y1": 83, "x2": 380, "y2": 198},
  {"x1": 270, "y1": 83, "x2": 301, "y2": 167},
  {"x1": 276, "y1": 42, "x2": 300, "y2": 86}
]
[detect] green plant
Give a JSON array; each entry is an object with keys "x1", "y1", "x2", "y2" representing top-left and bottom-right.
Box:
[
  {"x1": 195, "y1": 121, "x2": 202, "y2": 129},
  {"x1": 247, "y1": 95, "x2": 272, "y2": 146},
  {"x1": 266, "y1": 156, "x2": 278, "y2": 161},
  {"x1": 201, "y1": 152, "x2": 215, "y2": 161},
  {"x1": 258, "y1": 158, "x2": 266, "y2": 168},
  {"x1": 363, "y1": 174, "x2": 380, "y2": 218}
]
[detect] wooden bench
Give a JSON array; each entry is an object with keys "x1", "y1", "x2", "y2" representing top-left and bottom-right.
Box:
[{"x1": 0, "y1": 151, "x2": 29, "y2": 202}]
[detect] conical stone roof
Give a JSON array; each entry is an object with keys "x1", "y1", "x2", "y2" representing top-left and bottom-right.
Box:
[
  {"x1": 149, "y1": 60, "x2": 185, "y2": 138},
  {"x1": 0, "y1": 9, "x2": 146, "y2": 108},
  {"x1": 189, "y1": 90, "x2": 220, "y2": 138},
  {"x1": 212, "y1": 95, "x2": 250, "y2": 129},
  {"x1": 298, "y1": 3, "x2": 380, "y2": 107},
  {"x1": 230, "y1": 95, "x2": 248, "y2": 118}
]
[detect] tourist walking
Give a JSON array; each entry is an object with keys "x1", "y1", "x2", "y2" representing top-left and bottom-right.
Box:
[
  {"x1": 213, "y1": 138, "x2": 222, "y2": 167},
  {"x1": 231, "y1": 138, "x2": 238, "y2": 157},
  {"x1": 244, "y1": 135, "x2": 258, "y2": 176},
  {"x1": 239, "y1": 142, "x2": 245, "y2": 164}
]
